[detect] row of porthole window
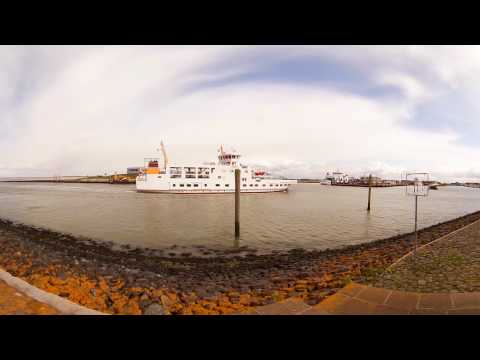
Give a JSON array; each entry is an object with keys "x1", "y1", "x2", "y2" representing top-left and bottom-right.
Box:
[
  {"x1": 244, "y1": 184, "x2": 279, "y2": 187},
  {"x1": 172, "y1": 184, "x2": 206, "y2": 188},
  {"x1": 172, "y1": 184, "x2": 231, "y2": 188},
  {"x1": 246, "y1": 184, "x2": 289, "y2": 187},
  {"x1": 171, "y1": 183, "x2": 289, "y2": 188}
]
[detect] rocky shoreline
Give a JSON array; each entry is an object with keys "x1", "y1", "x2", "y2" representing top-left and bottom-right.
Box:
[{"x1": 2, "y1": 211, "x2": 480, "y2": 315}]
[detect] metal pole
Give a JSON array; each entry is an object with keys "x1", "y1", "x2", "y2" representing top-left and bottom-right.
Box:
[
  {"x1": 414, "y1": 195, "x2": 418, "y2": 252},
  {"x1": 235, "y1": 169, "x2": 240, "y2": 239},
  {"x1": 367, "y1": 174, "x2": 372, "y2": 211}
]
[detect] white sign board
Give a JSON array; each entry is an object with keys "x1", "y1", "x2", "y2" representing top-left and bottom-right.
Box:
[{"x1": 405, "y1": 172, "x2": 430, "y2": 197}]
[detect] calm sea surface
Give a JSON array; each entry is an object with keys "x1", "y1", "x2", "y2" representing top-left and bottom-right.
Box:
[{"x1": 1, "y1": 182, "x2": 479, "y2": 253}]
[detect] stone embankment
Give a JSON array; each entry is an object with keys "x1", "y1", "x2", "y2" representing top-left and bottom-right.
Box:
[{"x1": 1, "y1": 211, "x2": 480, "y2": 315}]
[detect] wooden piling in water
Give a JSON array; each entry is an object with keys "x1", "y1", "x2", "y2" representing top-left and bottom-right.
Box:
[
  {"x1": 235, "y1": 169, "x2": 240, "y2": 238},
  {"x1": 367, "y1": 174, "x2": 372, "y2": 211}
]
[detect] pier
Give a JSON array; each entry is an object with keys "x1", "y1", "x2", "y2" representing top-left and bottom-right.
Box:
[
  {"x1": 330, "y1": 183, "x2": 403, "y2": 188},
  {"x1": 0, "y1": 175, "x2": 136, "y2": 184}
]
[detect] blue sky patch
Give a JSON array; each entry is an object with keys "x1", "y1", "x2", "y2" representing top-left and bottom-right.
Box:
[{"x1": 183, "y1": 50, "x2": 406, "y2": 101}]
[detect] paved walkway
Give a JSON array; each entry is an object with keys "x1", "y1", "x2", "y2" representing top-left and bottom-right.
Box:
[
  {"x1": 375, "y1": 218, "x2": 480, "y2": 293},
  {"x1": 0, "y1": 279, "x2": 59, "y2": 315},
  {"x1": 307, "y1": 282, "x2": 480, "y2": 315},
  {"x1": 236, "y1": 282, "x2": 480, "y2": 315}
]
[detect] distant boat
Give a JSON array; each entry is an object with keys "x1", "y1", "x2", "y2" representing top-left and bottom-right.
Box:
[{"x1": 429, "y1": 185, "x2": 438, "y2": 190}]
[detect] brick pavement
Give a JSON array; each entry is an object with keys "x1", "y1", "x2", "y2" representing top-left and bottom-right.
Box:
[{"x1": 235, "y1": 282, "x2": 480, "y2": 315}]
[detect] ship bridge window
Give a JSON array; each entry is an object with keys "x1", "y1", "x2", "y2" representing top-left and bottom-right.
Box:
[
  {"x1": 184, "y1": 167, "x2": 196, "y2": 179},
  {"x1": 249, "y1": 184, "x2": 253, "y2": 187},
  {"x1": 187, "y1": 184, "x2": 192, "y2": 187},
  {"x1": 170, "y1": 167, "x2": 182, "y2": 178},
  {"x1": 194, "y1": 184, "x2": 199, "y2": 187},
  {"x1": 225, "y1": 184, "x2": 229, "y2": 187},
  {"x1": 255, "y1": 184, "x2": 258, "y2": 187},
  {"x1": 198, "y1": 167, "x2": 210, "y2": 179},
  {"x1": 216, "y1": 184, "x2": 220, "y2": 187},
  {"x1": 218, "y1": 176, "x2": 222, "y2": 179},
  {"x1": 262, "y1": 184, "x2": 266, "y2": 187},
  {"x1": 179, "y1": 184, "x2": 184, "y2": 187},
  {"x1": 172, "y1": 184, "x2": 176, "y2": 187},
  {"x1": 243, "y1": 184, "x2": 246, "y2": 187}
]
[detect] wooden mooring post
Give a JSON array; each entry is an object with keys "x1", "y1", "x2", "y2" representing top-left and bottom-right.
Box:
[
  {"x1": 367, "y1": 174, "x2": 372, "y2": 211},
  {"x1": 235, "y1": 169, "x2": 240, "y2": 238}
]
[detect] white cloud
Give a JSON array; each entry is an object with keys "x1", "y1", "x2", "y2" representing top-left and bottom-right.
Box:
[{"x1": 3, "y1": 45, "x2": 480, "y2": 182}]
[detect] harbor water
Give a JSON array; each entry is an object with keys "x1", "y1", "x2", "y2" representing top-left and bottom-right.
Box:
[{"x1": 1, "y1": 182, "x2": 480, "y2": 253}]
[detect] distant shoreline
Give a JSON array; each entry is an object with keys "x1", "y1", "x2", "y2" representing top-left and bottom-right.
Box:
[
  {"x1": 1, "y1": 179, "x2": 473, "y2": 187},
  {"x1": 0, "y1": 179, "x2": 135, "y2": 184},
  {"x1": 330, "y1": 183, "x2": 403, "y2": 188}
]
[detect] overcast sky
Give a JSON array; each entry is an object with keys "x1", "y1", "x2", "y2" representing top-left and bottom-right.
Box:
[{"x1": 2, "y1": 45, "x2": 480, "y2": 181}]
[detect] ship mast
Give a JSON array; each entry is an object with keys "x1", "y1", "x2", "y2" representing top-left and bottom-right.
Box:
[{"x1": 160, "y1": 141, "x2": 168, "y2": 171}]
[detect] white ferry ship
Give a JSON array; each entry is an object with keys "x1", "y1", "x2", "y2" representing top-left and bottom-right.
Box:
[{"x1": 136, "y1": 144, "x2": 297, "y2": 193}]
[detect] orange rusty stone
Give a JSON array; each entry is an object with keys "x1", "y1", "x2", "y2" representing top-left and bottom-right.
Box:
[
  {"x1": 179, "y1": 307, "x2": 194, "y2": 315},
  {"x1": 191, "y1": 304, "x2": 209, "y2": 315}
]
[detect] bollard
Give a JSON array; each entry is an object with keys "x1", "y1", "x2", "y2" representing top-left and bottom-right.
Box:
[{"x1": 235, "y1": 168, "x2": 240, "y2": 239}]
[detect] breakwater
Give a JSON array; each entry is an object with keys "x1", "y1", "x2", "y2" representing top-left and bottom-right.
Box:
[{"x1": 1, "y1": 177, "x2": 135, "y2": 184}]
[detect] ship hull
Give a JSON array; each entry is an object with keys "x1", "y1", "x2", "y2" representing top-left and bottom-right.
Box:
[
  {"x1": 136, "y1": 177, "x2": 296, "y2": 194},
  {"x1": 136, "y1": 188, "x2": 288, "y2": 194}
]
